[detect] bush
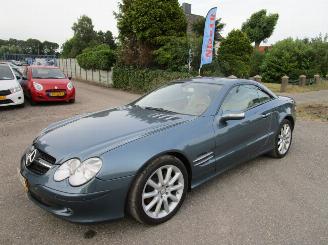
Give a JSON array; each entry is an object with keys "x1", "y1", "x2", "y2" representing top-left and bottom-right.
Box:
[
  {"x1": 153, "y1": 37, "x2": 189, "y2": 71},
  {"x1": 76, "y1": 44, "x2": 116, "y2": 71},
  {"x1": 261, "y1": 38, "x2": 315, "y2": 83},
  {"x1": 249, "y1": 50, "x2": 266, "y2": 77},
  {"x1": 217, "y1": 29, "x2": 253, "y2": 78},
  {"x1": 112, "y1": 65, "x2": 193, "y2": 93}
]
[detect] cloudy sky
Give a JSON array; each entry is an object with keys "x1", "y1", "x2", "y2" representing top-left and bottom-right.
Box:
[{"x1": 1, "y1": 0, "x2": 327, "y2": 46}]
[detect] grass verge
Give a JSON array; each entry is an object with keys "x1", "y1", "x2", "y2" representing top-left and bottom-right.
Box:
[
  {"x1": 296, "y1": 103, "x2": 328, "y2": 122},
  {"x1": 263, "y1": 81, "x2": 328, "y2": 93}
]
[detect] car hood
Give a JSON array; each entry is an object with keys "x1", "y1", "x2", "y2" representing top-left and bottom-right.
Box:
[
  {"x1": 0, "y1": 79, "x2": 19, "y2": 90},
  {"x1": 34, "y1": 106, "x2": 194, "y2": 163},
  {"x1": 33, "y1": 78, "x2": 69, "y2": 85}
]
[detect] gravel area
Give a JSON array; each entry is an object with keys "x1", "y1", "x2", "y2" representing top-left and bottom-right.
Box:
[{"x1": 1, "y1": 81, "x2": 327, "y2": 245}]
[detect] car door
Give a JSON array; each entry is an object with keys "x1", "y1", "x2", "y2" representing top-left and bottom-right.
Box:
[{"x1": 213, "y1": 84, "x2": 273, "y2": 173}]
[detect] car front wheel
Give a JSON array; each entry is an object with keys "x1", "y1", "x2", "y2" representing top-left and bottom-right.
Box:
[
  {"x1": 270, "y1": 119, "x2": 293, "y2": 158},
  {"x1": 128, "y1": 155, "x2": 188, "y2": 225}
]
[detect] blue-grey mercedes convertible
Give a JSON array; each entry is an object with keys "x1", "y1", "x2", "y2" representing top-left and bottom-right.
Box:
[{"x1": 20, "y1": 77, "x2": 295, "y2": 225}]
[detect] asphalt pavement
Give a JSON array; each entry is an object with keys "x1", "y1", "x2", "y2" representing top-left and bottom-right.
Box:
[{"x1": 1, "y1": 81, "x2": 327, "y2": 245}]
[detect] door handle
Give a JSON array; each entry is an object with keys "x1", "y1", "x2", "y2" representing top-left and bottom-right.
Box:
[{"x1": 261, "y1": 112, "x2": 271, "y2": 118}]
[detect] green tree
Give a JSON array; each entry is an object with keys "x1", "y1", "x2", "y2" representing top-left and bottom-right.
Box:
[
  {"x1": 192, "y1": 18, "x2": 225, "y2": 41},
  {"x1": 261, "y1": 38, "x2": 315, "y2": 83},
  {"x1": 25, "y1": 38, "x2": 43, "y2": 54},
  {"x1": 249, "y1": 50, "x2": 266, "y2": 76},
  {"x1": 153, "y1": 37, "x2": 189, "y2": 71},
  {"x1": 116, "y1": 0, "x2": 187, "y2": 67},
  {"x1": 217, "y1": 29, "x2": 253, "y2": 77},
  {"x1": 241, "y1": 9, "x2": 279, "y2": 47},
  {"x1": 71, "y1": 15, "x2": 97, "y2": 54},
  {"x1": 42, "y1": 41, "x2": 59, "y2": 55},
  {"x1": 309, "y1": 34, "x2": 328, "y2": 75},
  {"x1": 61, "y1": 15, "x2": 116, "y2": 58},
  {"x1": 97, "y1": 31, "x2": 116, "y2": 49}
]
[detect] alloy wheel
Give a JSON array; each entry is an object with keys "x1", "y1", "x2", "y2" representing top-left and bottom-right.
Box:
[
  {"x1": 142, "y1": 165, "x2": 184, "y2": 219},
  {"x1": 277, "y1": 123, "x2": 292, "y2": 155}
]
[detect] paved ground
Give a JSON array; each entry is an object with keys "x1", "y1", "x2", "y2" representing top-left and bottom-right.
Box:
[{"x1": 1, "y1": 81, "x2": 328, "y2": 245}]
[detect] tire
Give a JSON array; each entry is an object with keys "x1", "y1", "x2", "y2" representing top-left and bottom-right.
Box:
[
  {"x1": 128, "y1": 155, "x2": 188, "y2": 225},
  {"x1": 69, "y1": 99, "x2": 75, "y2": 103},
  {"x1": 269, "y1": 119, "x2": 293, "y2": 158}
]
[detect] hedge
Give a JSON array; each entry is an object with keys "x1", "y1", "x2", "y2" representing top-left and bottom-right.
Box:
[
  {"x1": 76, "y1": 45, "x2": 116, "y2": 71},
  {"x1": 112, "y1": 66, "x2": 193, "y2": 93}
]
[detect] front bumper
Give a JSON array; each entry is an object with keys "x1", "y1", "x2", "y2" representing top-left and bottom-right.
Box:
[
  {"x1": 20, "y1": 156, "x2": 134, "y2": 223},
  {"x1": 0, "y1": 91, "x2": 24, "y2": 107},
  {"x1": 31, "y1": 88, "x2": 75, "y2": 102}
]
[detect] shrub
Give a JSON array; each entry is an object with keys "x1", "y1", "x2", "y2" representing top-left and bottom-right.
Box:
[
  {"x1": 112, "y1": 65, "x2": 193, "y2": 93},
  {"x1": 217, "y1": 29, "x2": 253, "y2": 78},
  {"x1": 261, "y1": 38, "x2": 315, "y2": 83},
  {"x1": 76, "y1": 44, "x2": 116, "y2": 71},
  {"x1": 249, "y1": 50, "x2": 266, "y2": 77},
  {"x1": 153, "y1": 37, "x2": 189, "y2": 71}
]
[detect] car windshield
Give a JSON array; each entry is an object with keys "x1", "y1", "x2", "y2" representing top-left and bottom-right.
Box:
[
  {"x1": 0, "y1": 65, "x2": 15, "y2": 80},
  {"x1": 32, "y1": 68, "x2": 65, "y2": 79},
  {"x1": 135, "y1": 82, "x2": 222, "y2": 116}
]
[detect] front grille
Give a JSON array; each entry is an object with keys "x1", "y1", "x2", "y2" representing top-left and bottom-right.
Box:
[
  {"x1": 0, "y1": 90, "x2": 11, "y2": 96},
  {"x1": 37, "y1": 149, "x2": 56, "y2": 164},
  {"x1": 0, "y1": 99, "x2": 13, "y2": 105},
  {"x1": 26, "y1": 148, "x2": 56, "y2": 175}
]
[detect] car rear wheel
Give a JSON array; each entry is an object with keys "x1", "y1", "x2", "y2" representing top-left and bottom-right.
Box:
[
  {"x1": 128, "y1": 155, "x2": 188, "y2": 225},
  {"x1": 269, "y1": 119, "x2": 293, "y2": 158}
]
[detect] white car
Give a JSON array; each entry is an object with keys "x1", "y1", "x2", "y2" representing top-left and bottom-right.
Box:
[{"x1": 0, "y1": 63, "x2": 24, "y2": 107}]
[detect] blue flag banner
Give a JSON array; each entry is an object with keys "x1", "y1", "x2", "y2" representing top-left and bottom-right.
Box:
[{"x1": 200, "y1": 7, "x2": 217, "y2": 68}]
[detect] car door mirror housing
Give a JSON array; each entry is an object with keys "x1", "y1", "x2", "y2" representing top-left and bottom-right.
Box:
[{"x1": 220, "y1": 112, "x2": 245, "y2": 122}]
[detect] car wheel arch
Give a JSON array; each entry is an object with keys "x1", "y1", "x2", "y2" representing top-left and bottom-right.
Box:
[
  {"x1": 125, "y1": 150, "x2": 192, "y2": 203},
  {"x1": 284, "y1": 115, "x2": 295, "y2": 130},
  {"x1": 124, "y1": 150, "x2": 192, "y2": 219}
]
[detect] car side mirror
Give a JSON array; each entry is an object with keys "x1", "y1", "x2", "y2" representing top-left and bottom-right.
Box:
[{"x1": 220, "y1": 112, "x2": 245, "y2": 122}]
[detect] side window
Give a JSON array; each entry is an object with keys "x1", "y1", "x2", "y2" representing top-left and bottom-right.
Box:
[
  {"x1": 220, "y1": 85, "x2": 268, "y2": 113},
  {"x1": 256, "y1": 89, "x2": 272, "y2": 104}
]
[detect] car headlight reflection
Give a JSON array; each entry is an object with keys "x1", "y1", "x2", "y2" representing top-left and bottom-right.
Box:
[
  {"x1": 10, "y1": 85, "x2": 22, "y2": 94},
  {"x1": 33, "y1": 81, "x2": 43, "y2": 91},
  {"x1": 67, "y1": 81, "x2": 74, "y2": 90},
  {"x1": 54, "y1": 158, "x2": 102, "y2": 186},
  {"x1": 53, "y1": 158, "x2": 81, "y2": 181}
]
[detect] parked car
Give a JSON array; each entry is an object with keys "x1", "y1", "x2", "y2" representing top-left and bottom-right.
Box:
[
  {"x1": 9, "y1": 65, "x2": 24, "y2": 86},
  {"x1": 20, "y1": 78, "x2": 295, "y2": 224},
  {"x1": 0, "y1": 63, "x2": 24, "y2": 107},
  {"x1": 22, "y1": 66, "x2": 75, "y2": 105}
]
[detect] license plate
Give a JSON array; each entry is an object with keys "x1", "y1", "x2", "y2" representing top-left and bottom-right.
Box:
[
  {"x1": 0, "y1": 95, "x2": 6, "y2": 100},
  {"x1": 49, "y1": 92, "x2": 65, "y2": 97}
]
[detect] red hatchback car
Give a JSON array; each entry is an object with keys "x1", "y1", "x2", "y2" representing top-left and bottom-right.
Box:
[{"x1": 22, "y1": 66, "x2": 75, "y2": 104}]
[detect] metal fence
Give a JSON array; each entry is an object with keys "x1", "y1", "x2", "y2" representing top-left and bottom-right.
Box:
[{"x1": 58, "y1": 59, "x2": 113, "y2": 86}]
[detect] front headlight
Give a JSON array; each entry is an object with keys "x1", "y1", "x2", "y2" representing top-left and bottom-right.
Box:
[
  {"x1": 10, "y1": 85, "x2": 22, "y2": 94},
  {"x1": 54, "y1": 158, "x2": 102, "y2": 186},
  {"x1": 53, "y1": 159, "x2": 81, "y2": 181},
  {"x1": 33, "y1": 81, "x2": 43, "y2": 91},
  {"x1": 67, "y1": 81, "x2": 74, "y2": 90}
]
